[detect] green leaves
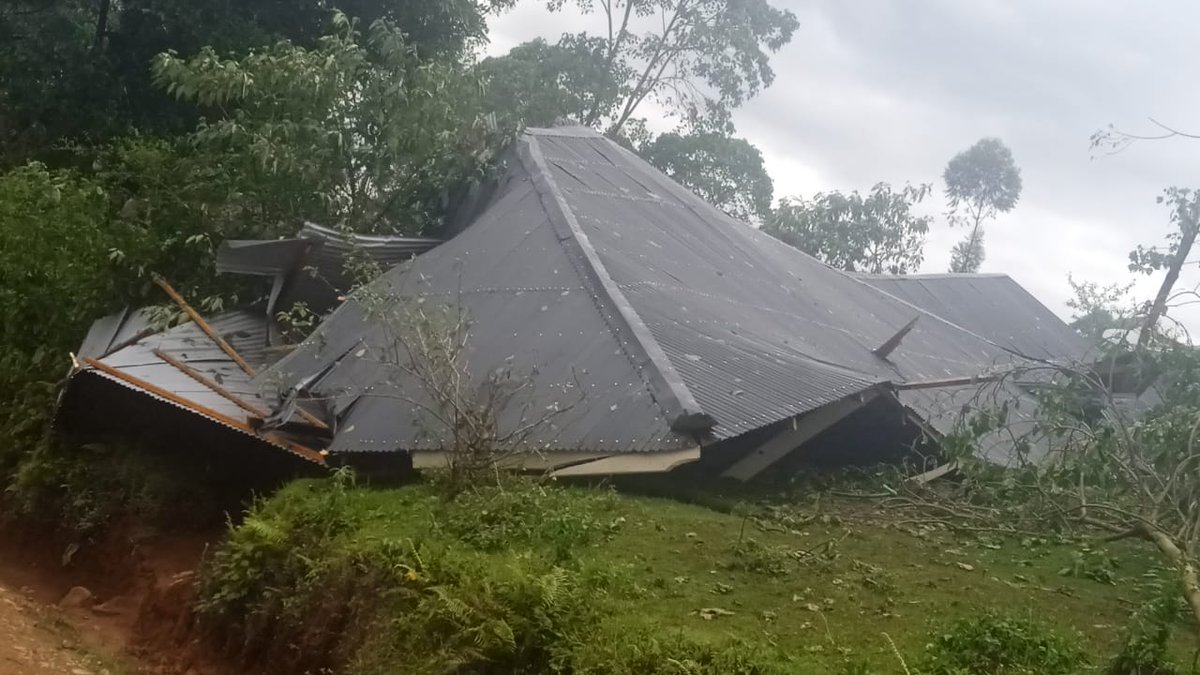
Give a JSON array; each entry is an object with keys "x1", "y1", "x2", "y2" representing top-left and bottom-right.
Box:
[
  {"x1": 152, "y1": 13, "x2": 511, "y2": 235},
  {"x1": 764, "y1": 183, "x2": 933, "y2": 274},
  {"x1": 642, "y1": 131, "x2": 774, "y2": 222}
]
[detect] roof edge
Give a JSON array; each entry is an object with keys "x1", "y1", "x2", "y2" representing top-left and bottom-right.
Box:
[{"x1": 520, "y1": 133, "x2": 715, "y2": 434}]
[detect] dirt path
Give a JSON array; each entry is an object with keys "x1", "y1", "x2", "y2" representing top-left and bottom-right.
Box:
[{"x1": 0, "y1": 581, "x2": 123, "y2": 675}]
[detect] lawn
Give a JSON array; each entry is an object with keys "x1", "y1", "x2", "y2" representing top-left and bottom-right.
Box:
[{"x1": 196, "y1": 473, "x2": 1190, "y2": 673}]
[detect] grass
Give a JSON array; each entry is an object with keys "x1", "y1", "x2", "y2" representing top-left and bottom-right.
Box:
[{"x1": 197, "y1": 473, "x2": 1194, "y2": 673}]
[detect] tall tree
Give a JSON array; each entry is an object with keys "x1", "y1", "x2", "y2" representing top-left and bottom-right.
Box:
[
  {"x1": 541, "y1": 0, "x2": 798, "y2": 135},
  {"x1": 763, "y1": 183, "x2": 933, "y2": 274},
  {"x1": 1129, "y1": 187, "x2": 1200, "y2": 349},
  {"x1": 943, "y1": 138, "x2": 1022, "y2": 273},
  {"x1": 152, "y1": 12, "x2": 510, "y2": 237},
  {"x1": 641, "y1": 131, "x2": 773, "y2": 222},
  {"x1": 0, "y1": 0, "x2": 512, "y2": 163}
]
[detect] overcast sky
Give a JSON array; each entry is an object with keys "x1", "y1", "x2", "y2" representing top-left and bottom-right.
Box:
[{"x1": 486, "y1": 1, "x2": 1200, "y2": 334}]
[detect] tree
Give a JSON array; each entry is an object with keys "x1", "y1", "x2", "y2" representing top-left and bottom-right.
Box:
[
  {"x1": 0, "y1": 0, "x2": 512, "y2": 163},
  {"x1": 152, "y1": 13, "x2": 511, "y2": 235},
  {"x1": 641, "y1": 131, "x2": 773, "y2": 222},
  {"x1": 943, "y1": 138, "x2": 1022, "y2": 273},
  {"x1": 541, "y1": 0, "x2": 799, "y2": 135},
  {"x1": 478, "y1": 37, "x2": 627, "y2": 129},
  {"x1": 763, "y1": 183, "x2": 933, "y2": 274},
  {"x1": 1128, "y1": 187, "x2": 1200, "y2": 349}
]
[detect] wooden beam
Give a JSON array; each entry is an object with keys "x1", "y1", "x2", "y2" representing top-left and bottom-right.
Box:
[
  {"x1": 153, "y1": 275, "x2": 255, "y2": 376},
  {"x1": 152, "y1": 348, "x2": 268, "y2": 418},
  {"x1": 722, "y1": 391, "x2": 879, "y2": 482},
  {"x1": 152, "y1": 275, "x2": 330, "y2": 431},
  {"x1": 81, "y1": 357, "x2": 325, "y2": 466},
  {"x1": 896, "y1": 375, "x2": 1000, "y2": 391}
]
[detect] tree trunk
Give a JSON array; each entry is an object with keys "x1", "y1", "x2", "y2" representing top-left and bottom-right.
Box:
[
  {"x1": 1137, "y1": 203, "x2": 1200, "y2": 349},
  {"x1": 93, "y1": 0, "x2": 111, "y2": 52},
  {"x1": 1141, "y1": 524, "x2": 1200, "y2": 638}
]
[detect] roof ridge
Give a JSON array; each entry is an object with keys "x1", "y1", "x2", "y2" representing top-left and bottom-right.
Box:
[{"x1": 519, "y1": 133, "x2": 716, "y2": 434}]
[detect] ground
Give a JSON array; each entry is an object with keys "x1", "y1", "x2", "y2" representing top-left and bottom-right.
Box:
[
  {"x1": 0, "y1": 580, "x2": 129, "y2": 675},
  {"x1": 0, "y1": 477, "x2": 1190, "y2": 673},
  {"x1": 209, "y1": 477, "x2": 1190, "y2": 673}
]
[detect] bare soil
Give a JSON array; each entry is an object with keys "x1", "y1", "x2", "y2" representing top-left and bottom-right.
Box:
[{"x1": 0, "y1": 521, "x2": 235, "y2": 675}]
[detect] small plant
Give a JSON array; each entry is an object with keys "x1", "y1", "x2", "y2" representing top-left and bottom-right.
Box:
[
  {"x1": 724, "y1": 537, "x2": 794, "y2": 576},
  {"x1": 920, "y1": 611, "x2": 1086, "y2": 675},
  {"x1": 433, "y1": 479, "x2": 623, "y2": 561},
  {"x1": 1106, "y1": 581, "x2": 1180, "y2": 675},
  {"x1": 1059, "y1": 546, "x2": 1120, "y2": 585}
]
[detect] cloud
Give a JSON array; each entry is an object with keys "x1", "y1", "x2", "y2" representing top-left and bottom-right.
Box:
[{"x1": 487, "y1": 1, "x2": 1200, "y2": 330}]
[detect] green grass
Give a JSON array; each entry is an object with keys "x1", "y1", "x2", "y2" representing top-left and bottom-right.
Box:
[{"x1": 197, "y1": 474, "x2": 1193, "y2": 673}]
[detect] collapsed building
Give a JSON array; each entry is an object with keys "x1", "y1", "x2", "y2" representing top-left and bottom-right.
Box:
[{"x1": 56, "y1": 127, "x2": 1100, "y2": 481}]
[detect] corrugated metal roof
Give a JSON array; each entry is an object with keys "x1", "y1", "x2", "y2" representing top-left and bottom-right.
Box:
[
  {"x1": 217, "y1": 223, "x2": 442, "y2": 319},
  {"x1": 858, "y1": 273, "x2": 1091, "y2": 363},
  {"x1": 77, "y1": 307, "x2": 156, "y2": 360},
  {"x1": 897, "y1": 380, "x2": 1051, "y2": 466},
  {"x1": 263, "y1": 127, "x2": 1058, "y2": 457},
  {"x1": 62, "y1": 311, "x2": 323, "y2": 464}
]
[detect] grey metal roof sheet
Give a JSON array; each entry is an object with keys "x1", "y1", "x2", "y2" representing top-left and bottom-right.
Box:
[
  {"x1": 858, "y1": 273, "x2": 1091, "y2": 363},
  {"x1": 77, "y1": 307, "x2": 156, "y2": 360},
  {"x1": 897, "y1": 380, "x2": 1051, "y2": 466},
  {"x1": 83, "y1": 310, "x2": 276, "y2": 420},
  {"x1": 264, "y1": 127, "x2": 1059, "y2": 457}
]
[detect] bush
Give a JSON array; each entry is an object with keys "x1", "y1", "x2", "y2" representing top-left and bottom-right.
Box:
[
  {"x1": 920, "y1": 612, "x2": 1086, "y2": 675},
  {"x1": 1106, "y1": 585, "x2": 1180, "y2": 675},
  {"x1": 433, "y1": 479, "x2": 624, "y2": 560},
  {"x1": 197, "y1": 475, "x2": 635, "y2": 674}
]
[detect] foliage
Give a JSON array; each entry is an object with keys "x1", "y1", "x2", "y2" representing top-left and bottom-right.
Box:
[
  {"x1": 943, "y1": 138, "x2": 1022, "y2": 273},
  {"x1": 1067, "y1": 275, "x2": 1138, "y2": 346},
  {"x1": 764, "y1": 182, "x2": 933, "y2": 273},
  {"x1": 641, "y1": 131, "x2": 774, "y2": 221},
  {"x1": 1106, "y1": 580, "x2": 1180, "y2": 675},
  {"x1": 153, "y1": 12, "x2": 511, "y2": 235},
  {"x1": 919, "y1": 612, "x2": 1086, "y2": 675},
  {"x1": 541, "y1": 0, "x2": 799, "y2": 134},
  {"x1": 478, "y1": 36, "x2": 627, "y2": 128},
  {"x1": 6, "y1": 441, "x2": 221, "y2": 540},
  {"x1": 198, "y1": 477, "x2": 617, "y2": 674},
  {"x1": 433, "y1": 480, "x2": 624, "y2": 560},
  {"x1": 1127, "y1": 187, "x2": 1200, "y2": 348},
  {"x1": 0, "y1": 0, "x2": 511, "y2": 163},
  {"x1": 0, "y1": 165, "x2": 117, "y2": 473}
]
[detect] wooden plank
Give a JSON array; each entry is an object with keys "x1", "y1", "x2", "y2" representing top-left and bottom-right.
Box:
[
  {"x1": 153, "y1": 275, "x2": 255, "y2": 375},
  {"x1": 152, "y1": 348, "x2": 268, "y2": 418},
  {"x1": 81, "y1": 357, "x2": 325, "y2": 466},
  {"x1": 152, "y1": 275, "x2": 329, "y2": 431},
  {"x1": 722, "y1": 391, "x2": 878, "y2": 482}
]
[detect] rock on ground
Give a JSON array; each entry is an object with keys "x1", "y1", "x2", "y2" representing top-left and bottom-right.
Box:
[{"x1": 0, "y1": 581, "x2": 109, "y2": 675}]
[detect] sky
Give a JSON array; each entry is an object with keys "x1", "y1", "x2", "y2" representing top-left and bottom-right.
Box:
[{"x1": 485, "y1": 1, "x2": 1200, "y2": 334}]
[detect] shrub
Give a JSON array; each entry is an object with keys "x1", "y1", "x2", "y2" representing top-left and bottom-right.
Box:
[
  {"x1": 433, "y1": 479, "x2": 624, "y2": 560},
  {"x1": 197, "y1": 475, "x2": 628, "y2": 673},
  {"x1": 1106, "y1": 585, "x2": 1180, "y2": 675},
  {"x1": 920, "y1": 611, "x2": 1086, "y2": 675}
]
